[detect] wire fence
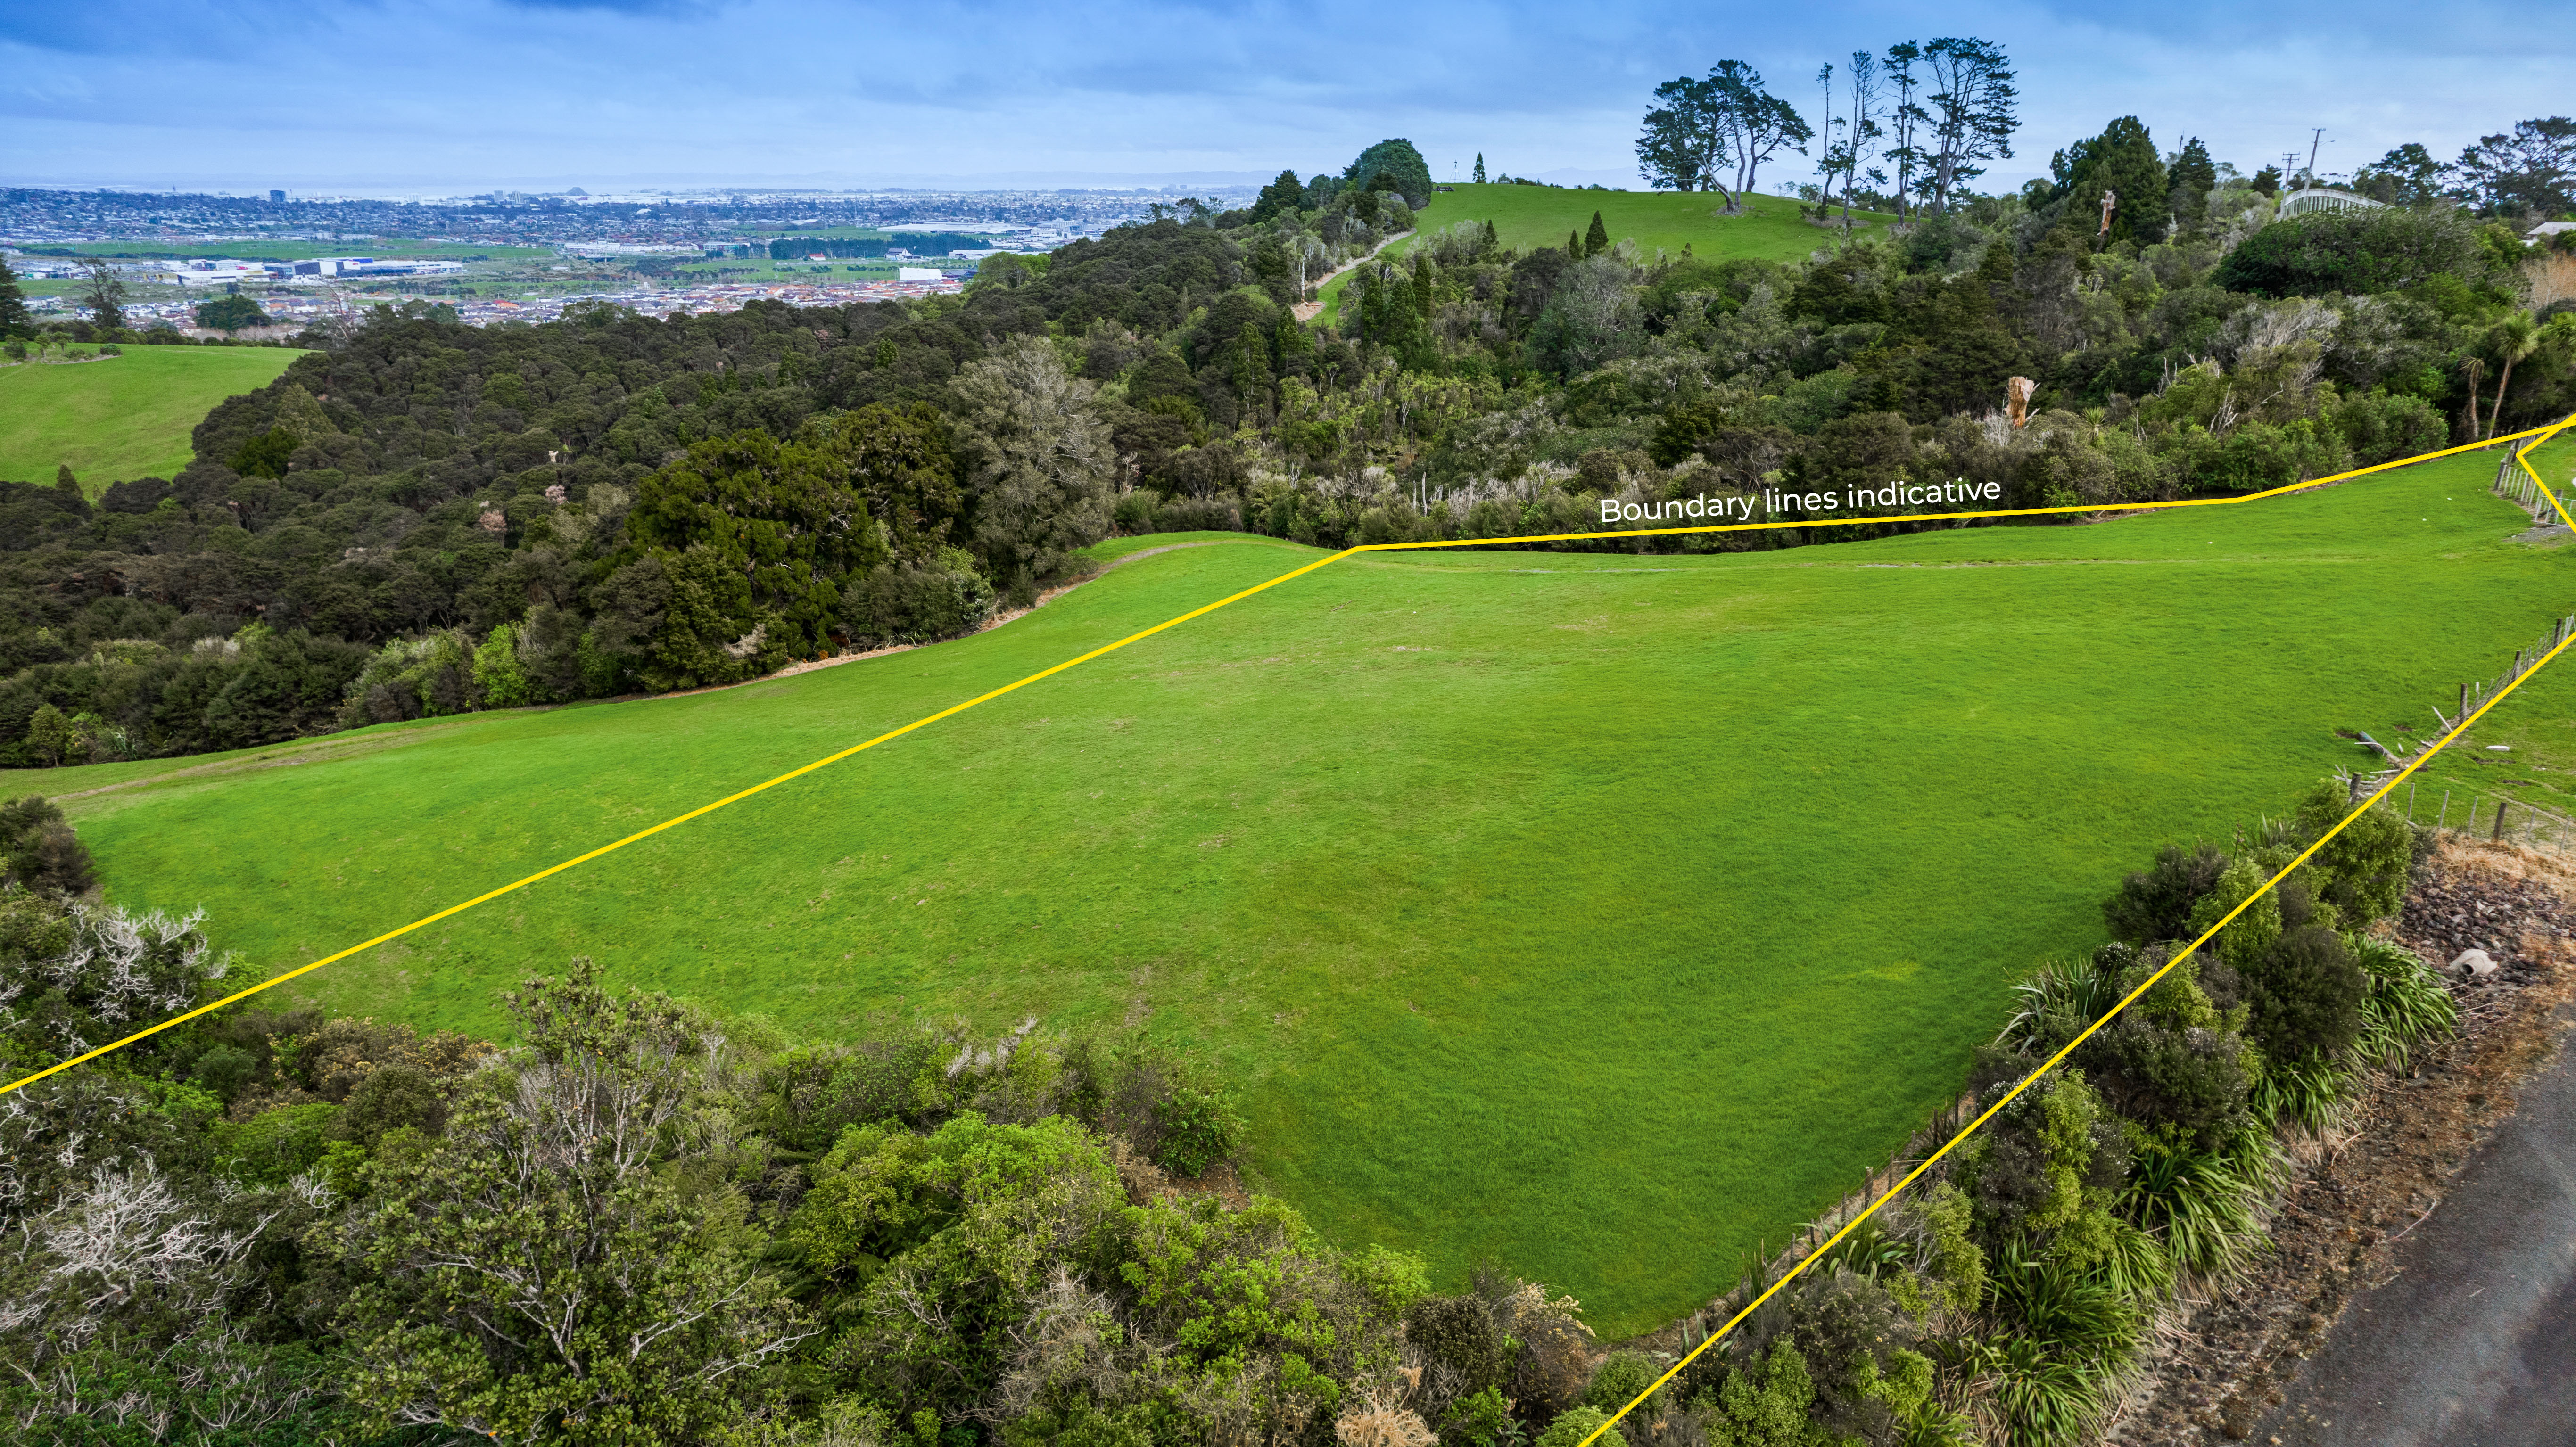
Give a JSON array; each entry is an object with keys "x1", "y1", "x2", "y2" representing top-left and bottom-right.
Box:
[
  {"x1": 2336, "y1": 605, "x2": 2576, "y2": 853},
  {"x1": 2492, "y1": 446, "x2": 2571, "y2": 520},
  {"x1": 2392, "y1": 776, "x2": 2576, "y2": 852}
]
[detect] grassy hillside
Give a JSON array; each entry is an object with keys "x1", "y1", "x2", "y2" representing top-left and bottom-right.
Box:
[
  {"x1": 1412, "y1": 183, "x2": 1896, "y2": 263},
  {"x1": 0, "y1": 346, "x2": 307, "y2": 493},
  {"x1": 29, "y1": 443, "x2": 2572, "y2": 1335},
  {"x1": 1318, "y1": 185, "x2": 1894, "y2": 321}
]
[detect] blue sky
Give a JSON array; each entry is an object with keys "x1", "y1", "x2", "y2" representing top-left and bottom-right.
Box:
[{"x1": 4, "y1": 0, "x2": 2569, "y2": 195}]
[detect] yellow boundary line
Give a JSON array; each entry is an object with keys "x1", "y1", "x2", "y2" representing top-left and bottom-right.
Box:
[
  {"x1": 3, "y1": 418, "x2": 2569, "y2": 1110},
  {"x1": 1570, "y1": 412, "x2": 2576, "y2": 1447}
]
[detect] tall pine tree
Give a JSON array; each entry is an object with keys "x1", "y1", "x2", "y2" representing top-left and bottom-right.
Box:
[
  {"x1": 1250, "y1": 169, "x2": 1306, "y2": 223},
  {"x1": 2166, "y1": 137, "x2": 2216, "y2": 236},
  {"x1": 0, "y1": 255, "x2": 29, "y2": 336},
  {"x1": 1473, "y1": 154, "x2": 1486, "y2": 184},
  {"x1": 2048, "y1": 116, "x2": 2170, "y2": 247},
  {"x1": 1567, "y1": 230, "x2": 1584, "y2": 258},
  {"x1": 1585, "y1": 211, "x2": 1611, "y2": 255}
]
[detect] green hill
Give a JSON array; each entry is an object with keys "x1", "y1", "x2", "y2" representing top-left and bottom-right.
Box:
[
  {"x1": 0, "y1": 346, "x2": 308, "y2": 494},
  {"x1": 1412, "y1": 183, "x2": 1895, "y2": 263},
  {"x1": 1318, "y1": 184, "x2": 1894, "y2": 321},
  {"x1": 30, "y1": 442, "x2": 2570, "y2": 1334}
]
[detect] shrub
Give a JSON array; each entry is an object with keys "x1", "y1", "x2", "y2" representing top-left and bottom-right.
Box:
[
  {"x1": 1113, "y1": 488, "x2": 1161, "y2": 533},
  {"x1": 2244, "y1": 925, "x2": 2366, "y2": 1069},
  {"x1": 189, "y1": 1041, "x2": 258, "y2": 1101},
  {"x1": 471, "y1": 621, "x2": 544, "y2": 708},
  {"x1": 1438, "y1": 1386, "x2": 1520, "y2": 1447},
  {"x1": 1960, "y1": 1072, "x2": 2126, "y2": 1249},
  {"x1": 336, "y1": 1062, "x2": 450, "y2": 1148},
  {"x1": 2102, "y1": 842, "x2": 2229, "y2": 945},
  {"x1": 0, "y1": 795, "x2": 96, "y2": 898},
  {"x1": 212, "y1": 1100, "x2": 337, "y2": 1186},
  {"x1": 1773, "y1": 1268, "x2": 1931, "y2": 1442},
  {"x1": 1150, "y1": 1076, "x2": 1247, "y2": 1176},
  {"x1": 2073, "y1": 948, "x2": 2256, "y2": 1142},
  {"x1": 2186, "y1": 858, "x2": 2281, "y2": 973},
  {"x1": 1583, "y1": 1350, "x2": 1659, "y2": 1415},
  {"x1": 1408, "y1": 1294, "x2": 1511, "y2": 1397},
  {"x1": 2212, "y1": 207, "x2": 2485, "y2": 297},
  {"x1": 1155, "y1": 494, "x2": 1243, "y2": 532},
  {"x1": 1534, "y1": 1406, "x2": 1622, "y2": 1447},
  {"x1": 840, "y1": 549, "x2": 998, "y2": 647},
  {"x1": 1698, "y1": 1339, "x2": 1822, "y2": 1447},
  {"x1": 1891, "y1": 1181, "x2": 1986, "y2": 1317},
  {"x1": 338, "y1": 630, "x2": 479, "y2": 727},
  {"x1": 2331, "y1": 388, "x2": 2448, "y2": 464},
  {"x1": 2290, "y1": 783, "x2": 2411, "y2": 925}
]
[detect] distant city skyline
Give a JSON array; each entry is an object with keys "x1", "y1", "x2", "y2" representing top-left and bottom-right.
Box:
[{"x1": 6, "y1": 0, "x2": 2569, "y2": 198}]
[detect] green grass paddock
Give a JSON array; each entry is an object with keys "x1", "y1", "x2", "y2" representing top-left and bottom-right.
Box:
[
  {"x1": 0, "y1": 347, "x2": 307, "y2": 493},
  {"x1": 26, "y1": 443, "x2": 2573, "y2": 1335}
]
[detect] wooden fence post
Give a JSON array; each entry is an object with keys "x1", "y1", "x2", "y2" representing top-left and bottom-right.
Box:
[{"x1": 2493, "y1": 799, "x2": 2511, "y2": 842}]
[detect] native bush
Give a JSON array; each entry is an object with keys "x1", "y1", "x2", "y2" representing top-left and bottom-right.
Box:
[
  {"x1": 1583, "y1": 1349, "x2": 1659, "y2": 1415},
  {"x1": 1535, "y1": 1406, "x2": 1625, "y2": 1447},
  {"x1": 2290, "y1": 784, "x2": 2412, "y2": 925},
  {"x1": 2102, "y1": 842, "x2": 2229, "y2": 945},
  {"x1": 2213, "y1": 207, "x2": 2487, "y2": 298},
  {"x1": 1696, "y1": 1338, "x2": 1826, "y2": 1447},
  {"x1": 2186, "y1": 858, "x2": 2282, "y2": 973},
  {"x1": 0, "y1": 795, "x2": 96, "y2": 899},
  {"x1": 2348, "y1": 935, "x2": 2457, "y2": 1072},
  {"x1": 0, "y1": 892, "x2": 223, "y2": 1068},
  {"x1": 2243, "y1": 922, "x2": 2367, "y2": 1071},
  {"x1": 840, "y1": 549, "x2": 999, "y2": 647},
  {"x1": 2115, "y1": 1124, "x2": 2275, "y2": 1282}
]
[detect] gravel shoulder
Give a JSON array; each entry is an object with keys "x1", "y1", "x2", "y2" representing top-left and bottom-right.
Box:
[
  {"x1": 2105, "y1": 839, "x2": 2576, "y2": 1444},
  {"x1": 2256, "y1": 998, "x2": 2576, "y2": 1446}
]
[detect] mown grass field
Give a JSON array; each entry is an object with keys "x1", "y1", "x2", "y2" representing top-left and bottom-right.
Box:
[
  {"x1": 27, "y1": 442, "x2": 2574, "y2": 1334},
  {"x1": 0, "y1": 347, "x2": 307, "y2": 493},
  {"x1": 1318, "y1": 185, "x2": 1893, "y2": 321}
]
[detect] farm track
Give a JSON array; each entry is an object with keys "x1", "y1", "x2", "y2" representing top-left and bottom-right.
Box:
[{"x1": 1291, "y1": 230, "x2": 1412, "y2": 322}]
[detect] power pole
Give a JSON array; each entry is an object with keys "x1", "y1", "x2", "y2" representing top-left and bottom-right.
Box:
[{"x1": 2306, "y1": 129, "x2": 2325, "y2": 183}]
